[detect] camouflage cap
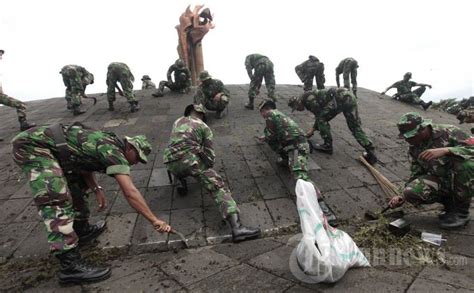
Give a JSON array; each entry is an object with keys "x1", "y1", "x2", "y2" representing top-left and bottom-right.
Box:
[
  {"x1": 199, "y1": 70, "x2": 212, "y2": 81},
  {"x1": 184, "y1": 103, "x2": 206, "y2": 117},
  {"x1": 0, "y1": 49, "x2": 4, "y2": 54},
  {"x1": 404, "y1": 72, "x2": 412, "y2": 79},
  {"x1": 125, "y1": 135, "x2": 152, "y2": 163},
  {"x1": 141, "y1": 75, "x2": 151, "y2": 81},
  {"x1": 258, "y1": 99, "x2": 276, "y2": 111},
  {"x1": 397, "y1": 112, "x2": 432, "y2": 139}
]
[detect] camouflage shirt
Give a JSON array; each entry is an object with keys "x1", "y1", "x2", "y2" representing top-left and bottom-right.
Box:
[
  {"x1": 408, "y1": 124, "x2": 473, "y2": 180},
  {"x1": 141, "y1": 80, "x2": 156, "y2": 89},
  {"x1": 335, "y1": 58, "x2": 358, "y2": 75},
  {"x1": 245, "y1": 54, "x2": 273, "y2": 70},
  {"x1": 108, "y1": 62, "x2": 134, "y2": 82},
  {"x1": 390, "y1": 80, "x2": 418, "y2": 95},
  {"x1": 263, "y1": 110, "x2": 305, "y2": 147},
  {"x1": 195, "y1": 78, "x2": 230, "y2": 103},
  {"x1": 167, "y1": 64, "x2": 191, "y2": 86},
  {"x1": 12, "y1": 124, "x2": 131, "y2": 176},
  {"x1": 163, "y1": 116, "x2": 215, "y2": 165},
  {"x1": 295, "y1": 59, "x2": 324, "y2": 81},
  {"x1": 302, "y1": 88, "x2": 356, "y2": 114},
  {"x1": 60, "y1": 65, "x2": 94, "y2": 89}
]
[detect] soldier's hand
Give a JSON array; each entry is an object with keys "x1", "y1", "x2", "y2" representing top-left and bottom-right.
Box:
[
  {"x1": 306, "y1": 128, "x2": 315, "y2": 138},
  {"x1": 255, "y1": 135, "x2": 266, "y2": 143},
  {"x1": 389, "y1": 195, "x2": 405, "y2": 208},
  {"x1": 428, "y1": 85, "x2": 432, "y2": 89},
  {"x1": 418, "y1": 148, "x2": 449, "y2": 161},
  {"x1": 153, "y1": 219, "x2": 171, "y2": 233},
  {"x1": 95, "y1": 189, "x2": 107, "y2": 212}
]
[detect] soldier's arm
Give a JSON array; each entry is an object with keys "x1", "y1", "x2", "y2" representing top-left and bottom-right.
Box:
[
  {"x1": 245, "y1": 57, "x2": 253, "y2": 79},
  {"x1": 414, "y1": 82, "x2": 432, "y2": 88},
  {"x1": 217, "y1": 80, "x2": 230, "y2": 96},
  {"x1": 115, "y1": 174, "x2": 171, "y2": 232},
  {"x1": 200, "y1": 126, "x2": 216, "y2": 167},
  {"x1": 82, "y1": 172, "x2": 106, "y2": 211},
  {"x1": 335, "y1": 70, "x2": 341, "y2": 88},
  {"x1": 381, "y1": 82, "x2": 397, "y2": 95}
]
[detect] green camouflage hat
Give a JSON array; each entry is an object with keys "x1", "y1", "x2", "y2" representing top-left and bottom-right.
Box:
[
  {"x1": 175, "y1": 59, "x2": 185, "y2": 68},
  {"x1": 397, "y1": 112, "x2": 432, "y2": 139},
  {"x1": 258, "y1": 99, "x2": 276, "y2": 111},
  {"x1": 125, "y1": 135, "x2": 152, "y2": 163},
  {"x1": 141, "y1": 75, "x2": 151, "y2": 81},
  {"x1": 184, "y1": 103, "x2": 206, "y2": 117},
  {"x1": 199, "y1": 70, "x2": 212, "y2": 81}
]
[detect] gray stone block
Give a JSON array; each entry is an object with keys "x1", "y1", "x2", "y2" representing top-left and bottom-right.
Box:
[
  {"x1": 0, "y1": 221, "x2": 37, "y2": 259},
  {"x1": 131, "y1": 212, "x2": 170, "y2": 254},
  {"x1": 171, "y1": 183, "x2": 202, "y2": 210},
  {"x1": 238, "y1": 201, "x2": 275, "y2": 233},
  {"x1": 255, "y1": 175, "x2": 289, "y2": 200},
  {"x1": 168, "y1": 208, "x2": 205, "y2": 248},
  {"x1": 188, "y1": 263, "x2": 293, "y2": 292},
  {"x1": 160, "y1": 248, "x2": 238, "y2": 286},
  {"x1": 211, "y1": 237, "x2": 283, "y2": 262},
  {"x1": 144, "y1": 186, "x2": 173, "y2": 213},
  {"x1": 13, "y1": 222, "x2": 49, "y2": 258},
  {"x1": 0, "y1": 198, "x2": 32, "y2": 224},
  {"x1": 228, "y1": 178, "x2": 262, "y2": 203},
  {"x1": 149, "y1": 168, "x2": 172, "y2": 187},
  {"x1": 97, "y1": 213, "x2": 137, "y2": 249},
  {"x1": 265, "y1": 198, "x2": 299, "y2": 227}
]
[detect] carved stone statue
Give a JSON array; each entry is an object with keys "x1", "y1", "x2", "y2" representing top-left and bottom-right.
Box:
[{"x1": 176, "y1": 5, "x2": 215, "y2": 85}]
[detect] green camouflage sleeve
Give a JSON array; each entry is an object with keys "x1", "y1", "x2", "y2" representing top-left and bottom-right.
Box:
[
  {"x1": 408, "y1": 159, "x2": 425, "y2": 183},
  {"x1": 198, "y1": 124, "x2": 215, "y2": 166},
  {"x1": 216, "y1": 80, "x2": 230, "y2": 96},
  {"x1": 447, "y1": 128, "x2": 473, "y2": 160},
  {"x1": 96, "y1": 142, "x2": 131, "y2": 176}
]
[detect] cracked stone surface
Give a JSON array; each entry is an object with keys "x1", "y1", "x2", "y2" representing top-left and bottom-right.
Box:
[{"x1": 0, "y1": 85, "x2": 472, "y2": 290}]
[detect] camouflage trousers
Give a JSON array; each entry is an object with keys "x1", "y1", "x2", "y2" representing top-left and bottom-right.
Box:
[
  {"x1": 203, "y1": 93, "x2": 229, "y2": 112},
  {"x1": 403, "y1": 160, "x2": 473, "y2": 206},
  {"x1": 398, "y1": 86, "x2": 426, "y2": 104},
  {"x1": 314, "y1": 103, "x2": 373, "y2": 149},
  {"x1": 249, "y1": 63, "x2": 276, "y2": 100},
  {"x1": 106, "y1": 71, "x2": 136, "y2": 103},
  {"x1": 11, "y1": 141, "x2": 91, "y2": 255},
  {"x1": 268, "y1": 140, "x2": 312, "y2": 182},
  {"x1": 61, "y1": 71, "x2": 84, "y2": 108},
  {"x1": 343, "y1": 69, "x2": 357, "y2": 92},
  {"x1": 303, "y1": 72, "x2": 325, "y2": 91},
  {"x1": 166, "y1": 154, "x2": 240, "y2": 219},
  {"x1": 0, "y1": 93, "x2": 27, "y2": 120},
  {"x1": 158, "y1": 80, "x2": 189, "y2": 93}
]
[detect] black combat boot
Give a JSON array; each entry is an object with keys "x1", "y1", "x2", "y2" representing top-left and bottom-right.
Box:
[
  {"x1": 130, "y1": 101, "x2": 140, "y2": 113},
  {"x1": 108, "y1": 101, "x2": 115, "y2": 111},
  {"x1": 215, "y1": 110, "x2": 224, "y2": 119},
  {"x1": 363, "y1": 147, "x2": 378, "y2": 165},
  {"x1": 440, "y1": 200, "x2": 471, "y2": 229},
  {"x1": 19, "y1": 118, "x2": 36, "y2": 131},
  {"x1": 67, "y1": 101, "x2": 73, "y2": 111},
  {"x1": 318, "y1": 199, "x2": 338, "y2": 226},
  {"x1": 419, "y1": 101, "x2": 432, "y2": 111},
  {"x1": 438, "y1": 197, "x2": 454, "y2": 221},
  {"x1": 226, "y1": 213, "x2": 261, "y2": 242},
  {"x1": 176, "y1": 178, "x2": 188, "y2": 196},
  {"x1": 313, "y1": 143, "x2": 333, "y2": 155},
  {"x1": 244, "y1": 98, "x2": 254, "y2": 110},
  {"x1": 55, "y1": 247, "x2": 111, "y2": 284},
  {"x1": 276, "y1": 157, "x2": 289, "y2": 168},
  {"x1": 73, "y1": 220, "x2": 107, "y2": 246},
  {"x1": 72, "y1": 105, "x2": 86, "y2": 116},
  {"x1": 152, "y1": 90, "x2": 164, "y2": 98}
]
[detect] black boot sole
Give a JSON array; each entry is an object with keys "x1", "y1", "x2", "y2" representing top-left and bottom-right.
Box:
[
  {"x1": 232, "y1": 231, "x2": 261, "y2": 243},
  {"x1": 58, "y1": 269, "x2": 112, "y2": 285}
]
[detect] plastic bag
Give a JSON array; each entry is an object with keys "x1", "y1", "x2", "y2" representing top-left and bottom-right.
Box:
[{"x1": 290, "y1": 179, "x2": 370, "y2": 283}]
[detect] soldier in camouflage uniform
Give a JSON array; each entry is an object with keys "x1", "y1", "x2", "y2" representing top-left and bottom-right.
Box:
[
  {"x1": 389, "y1": 112, "x2": 473, "y2": 229},
  {"x1": 164, "y1": 104, "x2": 260, "y2": 242},
  {"x1": 193, "y1": 71, "x2": 229, "y2": 119},
  {"x1": 288, "y1": 88, "x2": 378, "y2": 164},
  {"x1": 257, "y1": 99, "x2": 337, "y2": 225},
  {"x1": 152, "y1": 59, "x2": 191, "y2": 97},
  {"x1": 244, "y1": 54, "x2": 276, "y2": 109},
  {"x1": 106, "y1": 62, "x2": 140, "y2": 112},
  {"x1": 59, "y1": 65, "x2": 94, "y2": 115},
  {"x1": 381, "y1": 72, "x2": 433, "y2": 110},
  {"x1": 141, "y1": 75, "x2": 156, "y2": 90},
  {"x1": 12, "y1": 124, "x2": 171, "y2": 283},
  {"x1": 0, "y1": 49, "x2": 36, "y2": 134},
  {"x1": 335, "y1": 57, "x2": 359, "y2": 96},
  {"x1": 295, "y1": 55, "x2": 325, "y2": 91}
]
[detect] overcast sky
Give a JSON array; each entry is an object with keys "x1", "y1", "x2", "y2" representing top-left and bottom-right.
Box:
[{"x1": 1, "y1": 0, "x2": 472, "y2": 101}]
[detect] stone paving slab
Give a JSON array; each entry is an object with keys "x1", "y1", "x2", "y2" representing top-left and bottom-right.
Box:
[
  {"x1": 0, "y1": 221, "x2": 37, "y2": 260},
  {"x1": 97, "y1": 213, "x2": 138, "y2": 249}
]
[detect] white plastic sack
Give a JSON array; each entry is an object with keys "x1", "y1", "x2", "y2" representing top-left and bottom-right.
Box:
[{"x1": 290, "y1": 179, "x2": 370, "y2": 283}]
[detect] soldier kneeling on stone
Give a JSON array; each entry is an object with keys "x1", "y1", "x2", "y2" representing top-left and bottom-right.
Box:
[
  {"x1": 389, "y1": 112, "x2": 473, "y2": 229},
  {"x1": 194, "y1": 70, "x2": 230, "y2": 119},
  {"x1": 257, "y1": 99, "x2": 337, "y2": 226},
  {"x1": 163, "y1": 104, "x2": 261, "y2": 242},
  {"x1": 12, "y1": 123, "x2": 171, "y2": 284}
]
